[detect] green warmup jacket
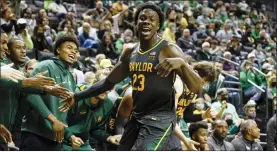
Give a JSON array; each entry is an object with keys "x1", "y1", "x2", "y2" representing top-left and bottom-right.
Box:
[
  {"x1": 62, "y1": 83, "x2": 114, "y2": 151},
  {"x1": 0, "y1": 65, "x2": 44, "y2": 144},
  {"x1": 21, "y1": 57, "x2": 76, "y2": 141},
  {"x1": 114, "y1": 77, "x2": 131, "y2": 95}
]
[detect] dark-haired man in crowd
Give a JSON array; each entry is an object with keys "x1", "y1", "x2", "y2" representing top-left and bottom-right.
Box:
[{"x1": 207, "y1": 120, "x2": 235, "y2": 151}]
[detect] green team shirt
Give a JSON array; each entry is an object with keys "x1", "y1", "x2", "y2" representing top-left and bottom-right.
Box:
[
  {"x1": 0, "y1": 65, "x2": 43, "y2": 144},
  {"x1": 62, "y1": 83, "x2": 114, "y2": 151},
  {"x1": 21, "y1": 57, "x2": 76, "y2": 141}
]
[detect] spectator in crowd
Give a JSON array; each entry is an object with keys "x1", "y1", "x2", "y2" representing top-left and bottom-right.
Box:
[
  {"x1": 33, "y1": 16, "x2": 56, "y2": 52},
  {"x1": 193, "y1": 98, "x2": 206, "y2": 115},
  {"x1": 177, "y1": 29, "x2": 194, "y2": 53},
  {"x1": 240, "y1": 60, "x2": 262, "y2": 103},
  {"x1": 211, "y1": 88, "x2": 240, "y2": 123},
  {"x1": 98, "y1": 19, "x2": 114, "y2": 40},
  {"x1": 15, "y1": 18, "x2": 34, "y2": 51},
  {"x1": 78, "y1": 22, "x2": 98, "y2": 43},
  {"x1": 98, "y1": 34, "x2": 117, "y2": 60},
  {"x1": 251, "y1": 22, "x2": 262, "y2": 40},
  {"x1": 192, "y1": 24, "x2": 208, "y2": 46},
  {"x1": 196, "y1": 42, "x2": 212, "y2": 61},
  {"x1": 57, "y1": 20, "x2": 75, "y2": 36},
  {"x1": 271, "y1": 24, "x2": 277, "y2": 43},
  {"x1": 196, "y1": 8, "x2": 210, "y2": 26},
  {"x1": 35, "y1": 9, "x2": 47, "y2": 25},
  {"x1": 21, "y1": 8, "x2": 36, "y2": 34},
  {"x1": 222, "y1": 51, "x2": 238, "y2": 76},
  {"x1": 241, "y1": 24, "x2": 255, "y2": 47},
  {"x1": 115, "y1": 29, "x2": 133, "y2": 56},
  {"x1": 216, "y1": 22, "x2": 233, "y2": 45},
  {"x1": 48, "y1": 0, "x2": 67, "y2": 20},
  {"x1": 188, "y1": 121, "x2": 209, "y2": 151},
  {"x1": 78, "y1": 22, "x2": 99, "y2": 49},
  {"x1": 231, "y1": 120, "x2": 263, "y2": 151},
  {"x1": 207, "y1": 119, "x2": 235, "y2": 150},
  {"x1": 222, "y1": 113, "x2": 243, "y2": 135},
  {"x1": 84, "y1": 71, "x2": 96, "y2": 84},
  {"x1": 0, "y1": 31, "x2": 9, "y2": 65},
  {"x1": 267, "y1": 112, "x2": 277, "y2": 151},
  {"x1": 226, "y1": 35, "x2": 242, "y2": 57},
  {"x1": 1, "y1": 7, "x2": 18, "y2": 36},
  {"x1": 162, "y1": 22, "x2": 177, "y2": 43}
]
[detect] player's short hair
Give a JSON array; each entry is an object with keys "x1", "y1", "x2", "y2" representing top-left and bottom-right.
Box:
[
  {"x1": 189, "y1": 121, "x2": 208, "y2": 139},
  {"x1": 7, "y1": 38, "x2": 23, "y2": 52},
  {"x1": 134, "y1": 2, "x2": 165, "y2": 31},
  {"x1": 54, "y1": 34, "x2": 79, "y2": 55}
]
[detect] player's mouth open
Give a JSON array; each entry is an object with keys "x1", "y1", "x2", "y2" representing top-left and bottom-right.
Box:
[
  {"x1": 141, "y1": 28, "x2": 151, "y2": 35},
  {"x1": 68, "y1": 54, "x2": 75, "y2": 60}
]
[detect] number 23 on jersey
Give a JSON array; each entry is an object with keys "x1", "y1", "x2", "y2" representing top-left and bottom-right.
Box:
[{"x1": 132, "y1": 74, "x2": 145, "y2": 91}]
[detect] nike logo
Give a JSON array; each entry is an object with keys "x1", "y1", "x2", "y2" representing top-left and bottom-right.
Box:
[{"x1": 80, "y1": 112, "x2": 86, "y2": 115}]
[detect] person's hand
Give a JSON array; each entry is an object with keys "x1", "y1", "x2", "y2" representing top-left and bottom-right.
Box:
[
  {"x1": 52, "y1": 119, "x2": 68, "y2": 143},
  {"x1": 59, "y1": 95, "x2": 75, "y2": 112},
  {"x1": 107, "y1": 135, "x2": 122, "y2": 145},
  {"x1": 9, "y1": 13, "x2": 16, "y2": 20},
  {"x1": 221, "y1": 100, "x2": 227, "y2": 109},
  {"x1": 203, "y1": 143, "x2": 210, "y2": 150},
  {"x1": 0, "y1": 124, "x2": 12, "y2": 143},
  {"x1": 236, "y1": 119, "x2": 244, "y2": 126},
  {"x1": 182, "y1": 139, "x2": 200, "y2": 151},
  {"x1": 202, "y1": 108, "x2": 212, "y2": 119},
  {"x1": 0, "y1": 66, "x2": 25, "y2": 83},
  {"x1": 70, "y1": 135, "x2": 84, "y2": 149},
  {"x1": 44, "y1": 82, "x2": 74, "y2": 99},
  {"x1": 22, "y1": 71, "x2": 56, "y2": 88},
  {"x1": 155, "y1": 58, "x2": 185, "y2": 77}
]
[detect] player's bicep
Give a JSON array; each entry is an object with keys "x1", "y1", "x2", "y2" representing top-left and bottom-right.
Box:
[{"x1": 107, "y1": 46, "x2": 133, "y2": 84}]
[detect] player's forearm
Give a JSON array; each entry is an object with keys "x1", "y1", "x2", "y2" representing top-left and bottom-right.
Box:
[
  {"x1": 179, "y1": 62, "x2": 203, "y2": 94},
  {"x1": 115, "y1": 115, "x2": 129, "y2": 134},
  {"x1": 74, "y1": 78, "x2": 114, "y2": 102},
  {"x1": 174, "y1": 124, "x2": 188, "y2": 145}
]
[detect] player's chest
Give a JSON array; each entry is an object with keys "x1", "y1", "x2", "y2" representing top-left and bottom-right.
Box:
[{"x1": 129, "y1": 51, "x2": 159, "y2": 73}]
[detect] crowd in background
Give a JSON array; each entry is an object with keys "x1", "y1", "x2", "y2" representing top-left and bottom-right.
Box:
[{"x1": 0, "y1": 0, "x2": 277, "y2": 151}]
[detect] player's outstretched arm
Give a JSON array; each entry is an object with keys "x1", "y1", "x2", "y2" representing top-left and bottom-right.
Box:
[
  {"x1": 59, "y1": 44, "x2": 135, "y2": 112},
  {"x1": 156, "y1": 43, "x2": 203, "y2": 94}
]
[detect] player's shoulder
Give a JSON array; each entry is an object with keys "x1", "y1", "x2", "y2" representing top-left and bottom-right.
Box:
[
  {"x1": 161, "y1": 40, "x2": 183, "y2": 56},
  {"x1": 120, "y1": 42, "x2": 139, "y2": 62}
]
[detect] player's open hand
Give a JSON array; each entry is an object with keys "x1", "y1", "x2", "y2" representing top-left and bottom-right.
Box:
[
  {"x1": 24, "y1": 71, "x2": 56, "y2": 88},
  {"x1": 0, "y1": 67, "x2": 25, "y2": 83},
  {"x1": 70, "y1": 135, "x2": 84, "y2": 149},
  {"x1": 44, "y1": 82, "x2": 73, "y2": 99},
  {"x1": 0, "y1": 124, "x2": 12, "y2": 143},
  {"x1": 52, "y1": 119, "x2": 68, "y2": 143},
  {"x1": 59, "y1": 95, "x2": 75, "y2": 112},
  {"x1": 182, "y1": 139, "x2": 200, "y2": 151},
  {"x1": 155, "y1": 58, "x2": 184, "y2": 77}
]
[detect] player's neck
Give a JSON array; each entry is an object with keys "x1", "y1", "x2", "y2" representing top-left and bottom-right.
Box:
[{"x1": 139, "y1": 34, "x2": 159, "y2": 52}]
